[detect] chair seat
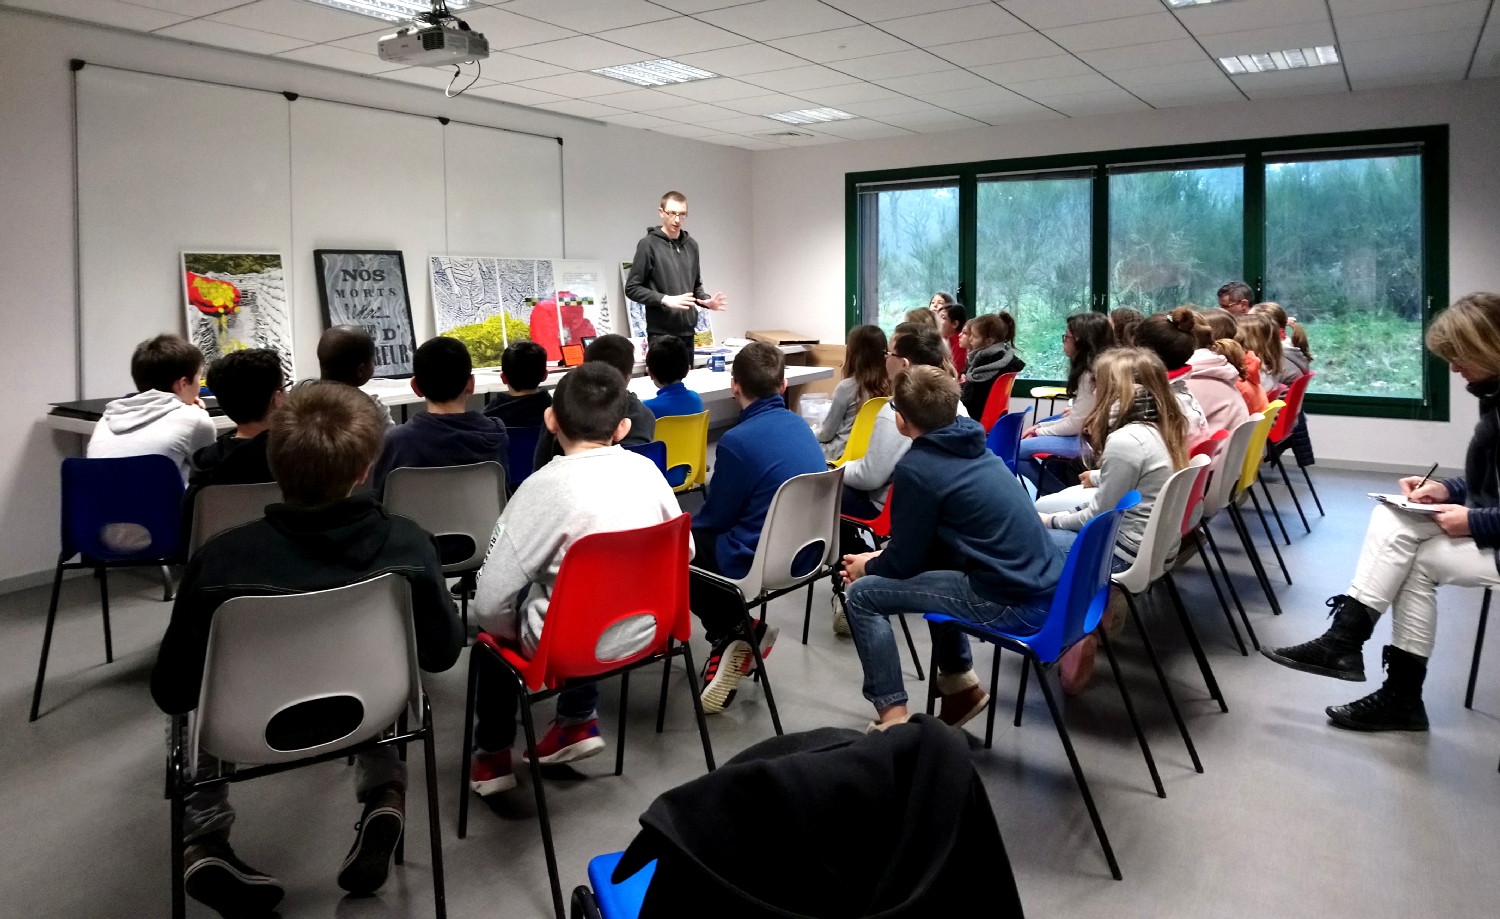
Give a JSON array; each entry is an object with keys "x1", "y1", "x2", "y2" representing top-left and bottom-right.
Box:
[
  {"x1": 476, "y1": 632, "x2": 534, "y2": 680},
  {"x1": 587, "y1": 852, "x2": 656, "y2": 919},
  {"x1": 924, "y1": 612, "x2": 1059, "y2": 663}
]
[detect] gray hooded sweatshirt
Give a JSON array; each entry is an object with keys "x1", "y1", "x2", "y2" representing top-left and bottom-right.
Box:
[{"x1": 86, "y1": 389, "x2": 217, "y2": 482}]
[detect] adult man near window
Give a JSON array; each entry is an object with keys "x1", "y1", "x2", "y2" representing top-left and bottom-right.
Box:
[
  {"x1": 1218, "y1": 280, "x2": 1255, "y2": 316},
  {"x1": 626, "y1": 191, "x2": 727, "y2": 355}
]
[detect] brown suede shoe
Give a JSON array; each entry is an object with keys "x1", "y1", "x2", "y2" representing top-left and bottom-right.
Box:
[{"x1": 938, "y1": 685, "x2": 991, "y2": 728}]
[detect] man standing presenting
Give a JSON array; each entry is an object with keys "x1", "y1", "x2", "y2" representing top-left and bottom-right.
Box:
[
  {"x1": 626, "y1": 191, "x2": 727, "y2": 354},
  {"x1": 1217, "y1": 280, "x2": 1255, "y2": 316}
]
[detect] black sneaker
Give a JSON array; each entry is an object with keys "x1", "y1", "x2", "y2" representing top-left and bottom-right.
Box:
[
  {"x1": 1260, "y1": 595, "x2": 1377, "y2": 681},
  {"x1": 1327, "y1": 645, "x2": 1430, "y2": 732},
  {"x1": 338, "y1": 783, "x2": 404, "y2": 895},
  {"x1": 183, "y1": 832, "x2": 284, "y2": 918}
]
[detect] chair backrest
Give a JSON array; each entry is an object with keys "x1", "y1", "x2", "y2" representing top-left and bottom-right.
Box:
[
  {"x1": 1114, "y1": 455, "x2": 1212, "y2": 593},
  {"x1": 625, "y1": 440, "x2": 669, "y2": 478},
  {"x1": 515, "y1": 514, "x2": 692, "y2": 690},
  {"x1": 735, "y1": 468, "x2": 844, "y2": 597},
  {"x1": 841, "y1": 484, "x2": 894, "y2": 540},
  {"x1": 506, "y1": 426, "x2": 543, "y2": 486},
  {"x1": 654, "y1": 411, "x2": 709, "y2": 492},
  {"x1": 831, "y1": 397, "x2": 889, "y2": 467},
  {"x1": 188, "y1": 482, "x2": 283, "y2": 556},
  {"x1": 1269, "y1": 372, "x2": 1314, "y2": 443},
  {"x1": 60, "y1": 455, "x2": 185, "y2": 562},
  {"x1": 1237, "y1": 400, "x2": 1285, "y2": 495},
  {"x1": 1026, "y1": 491, "x2": 1140, "y2": 663},
  {"x1": 193, "y1": 573, "x2": 418, "y2": 768},
  {"x1": 383, "y1": 462, "x2": 507, "y2": 574},
  {"x1": 1201, "y1": 413, "x2": 1261, "y2": 518},
  {"x1": 979, "y1": 371, "x2": 1020, "y2": 432},
  {"x1": 985, "y1": 407, "x2": 1032, "y2": 473},
  {"x1": 1182, "y1": 431, "x2": 1227, "y2": 536}
]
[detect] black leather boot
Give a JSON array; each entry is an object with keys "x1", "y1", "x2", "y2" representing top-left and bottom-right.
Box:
[
  {"x1": 1326, "y1": 645, "x2": 1430, "y2": 732},
  {"x1": 1261, "y1": 595, "x2": 1378, "y2": 681}
]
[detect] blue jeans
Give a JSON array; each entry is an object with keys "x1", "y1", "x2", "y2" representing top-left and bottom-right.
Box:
[
  {"x1": 1047, "y1": 527, "x2": 1133, "y2": 574},
  {"x1": 1018, "y1": 433, "x2": 1082, "y2": 493},
  {"x1": 844, "y1": 570, "x2": 1051, "y2": 710}
]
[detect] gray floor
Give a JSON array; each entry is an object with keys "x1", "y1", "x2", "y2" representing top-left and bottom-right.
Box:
[{"x1": 3, "y1": 468, "x2": 1500, "y2": 918}]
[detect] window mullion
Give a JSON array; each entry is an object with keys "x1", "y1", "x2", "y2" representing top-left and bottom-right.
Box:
[
  {"x1": 1243, "y1": 151, "x2": 1265, "y2": 301},
  {"x1": 1091, "y1": 164, "x2": 1109, "y2": 312},
  {"x1": 958, "y1": 172, "x2": 978, "y2": 309}
]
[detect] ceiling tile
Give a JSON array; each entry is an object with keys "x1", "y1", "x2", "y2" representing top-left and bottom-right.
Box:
[
  {"x1": 919, "y1": 84, "x2": 1032, "y2": 109},
  {"x1": 1108, "y1": 59, "x2": 1227, "y2": 89},
  {"x1": 1339, "y1": 27, "x2": 1483, "y2": 64},
  {"x1": 274, "y1": 43, "x2": 405, "y2": 74},
  {"x1": 808, "y1": 117, "x2": 916, "y2": 139},
  {"x1": 1134, "y1": 78, "x2": 1251, "y2": 103},
  {"x1": 447, "y1": 7, "x2": 577, "y2": 50},
  {"x1": 946, "y1": 97, "x2": 1054, "y2": 120},
  {"x1": 329, "y1": 28, "x2": 396, "y2": 54},
  {"x1": 465, "y1": 82, "x2": 569, "y2": 106},
  {"x1": 6, "y1": 0, "x2": 186, "y2": 30},
  {"x1": 507, "y1": 35, "x2": 649, "y2": 71},
  {"x1": 496, "y1": 0, "x2": 675, "y2": 33},
  {"x1": 125, "y1": 0, "x2": 244, "y2": 14},
  {"x1": 932, "y1": 32, "x2": 1066, "y2": 68},
  {"x1": 714, "y1": 136, "x2": 789, "y2": 150},
  {"x1": 1198, "y1": 22, "x2": 1338, "y2": 56},
  {"x1": 1472, "y1": 17, "x2": 1500, "y2": 77},
  {"x1": 155, "y1": 18, "x2": 312, "y2": 54},
  {"x1": 207, "y1": 0, "x2": 372, "y2": 42},
  {"x1": 879, "y1": 4, "x2": 1031, "y2": 46},
  {"x1": 838, "y1": 96, "x2": 942, "y2": 117},
  {"x1": 591, "y1": 88, "x2": 700, "y2": 111},
  {"x1": 476, "y1": 52, "x2": 572, "y2": 84},
  {"x1": 999, "y1": 0, "x2": 1165, "y2": 30},
  {"x1": 1006, "y1": 72, "x2": 1121, "y2": 97},
  {"x1": 713, "y1": 92, "x2": 817, "y2": 114},
  {"x1": 1174, "y1": 0, "x2": 1329, "y2": 37},
  {"x1": 699, "y1": 113, "x2": 785, "y2": 132},
  {"x1": 1076, "y1": 38, "x2": 1211, "y2": 72},
  {"x1": 1335, "y1": 1, "x2": 1488, "y2": 42},
  {"x1": 883, "y1": 110, "x2": 987, "y2": 132},
  {"x1": 792, "y1": 81, "x2": 906, "y2": 105},
  {"x1": 657, "y1": 77, "x2": 770, "y2": 102},
  {"x1": 876, "y1": 68, "x2": 991, "y2": 95},
  {"x1": 739, "y1": 64, "x2": 861, "y2": 92},
  {"x1": 599, "y1": 111, "x2": 681, "y2": 129},
  {"x1": 767, "y1": 25, "x2": 914, "y2": 63},
  {"x1": 1039, "y1": 88, "x2": 1149, "y2": 116},
  {"x1": 830, "y1": 49, "x2": 954, "y2": 80},
  {"x1": 596, "y1": 16, "x2": 752, "y2": 56},
  {"x1": 1044, "y1": 13, "x2": 1191, "y2": 53},
  {"x1": 1233, "y1": 65, "x2": 1347, "y2": 97},
  {"x1": 822, "y1": 0, "x2": 986, "y2": 22},
  {"x1": 674, "y1": 43, "x2": 807, "y2": 76},
  {"x1": 533, "y1": 98, "x2": 626, "y2": 119},
  {"x1": 652, "y1": 102, "x2": 747, "y2": 122},
  {"x1": 652, "y1": 122, "x2": 725, "y2": 138},
  {"x1": 1328, "y1": 0, "x2": 1462, "y2": 14},
  {"x1": 1343, "y1": 46, "x2": 1476, "y2": 77},
  {"x1": 1151, "y1": 91, "x2": 1244, "y2": 108},
  {"x1": 969, "y1": 54, "x2": 1095, "y2": 83},
  {"x1": 970, "y1": 107, "x2": 1067, "y2": 126},
  {"x1": 648, "y1": 0, "x2": 765, "y2": 13},
  {"x1": 513, "y1": 71, "x2": 640, "y2": 99},
  {"x1": 697, "y1": 0, "x2": 861, "y2": 41},
  {"x1": 1351, "y1": 68, "x2": 1469, "y2": 90},
  {"x1": 381, "y1": 67, "x2": 493, "y2": 90}
]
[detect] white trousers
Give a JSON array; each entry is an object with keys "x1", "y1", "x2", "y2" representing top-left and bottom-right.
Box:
[{"x1": 1347, "y1": 504, "x2": 1500, "y2": 658}]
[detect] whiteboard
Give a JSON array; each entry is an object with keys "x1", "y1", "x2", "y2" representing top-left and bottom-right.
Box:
[{"x1": 75, "y1": 66, "x2": 563, "y2": 396}]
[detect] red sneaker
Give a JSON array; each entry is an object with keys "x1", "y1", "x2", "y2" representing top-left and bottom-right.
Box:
[
  {"x1": 469, "y1": 750, "x2": 516, "y2": 796},
  {"x1": 524, "y1": 719, "x2": 605, "y2": 765}
]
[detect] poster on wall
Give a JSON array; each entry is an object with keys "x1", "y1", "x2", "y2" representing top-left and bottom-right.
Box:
[
  {"x1": 181, "y1": 252, "x2": 294, "y2": 383},
  {"x1": 432, "y1": 257, "x2": 606, "y2": 365},
  {"x1": 621, "y1": 260, "x2": 715, "y2": 356},
  {"x1": 313, "y1": 249, "x2": 417, "y2": 378}
]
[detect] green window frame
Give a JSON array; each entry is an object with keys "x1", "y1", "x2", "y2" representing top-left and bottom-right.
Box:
[{"x1": 845, "y1": 125, "x2": 1450, "y2": 421}]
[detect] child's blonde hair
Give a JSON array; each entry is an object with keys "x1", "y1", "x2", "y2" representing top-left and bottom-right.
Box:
[
  {"x1": 1254, "y1": 301, "x2": 1312, "y2": 360},
  {"x1": 1427, "y1": 293, "x2": 1500, "y2": 377},
  {"x1": 1083, "y1": 347, "x2": 1189, "y2": 472},
  {"x1": 1236, "y1": 312, "x2": 1283, "y2": 377},
  {"x1": 904, "y1": 308, "x2": 940, "y2": 331},
  {"x1": 965, "y1": 312, "x2": 1015, "y2": 349},
  {"x1": 1211, "y1": 338, "x2": 1247, "y2": 380}
]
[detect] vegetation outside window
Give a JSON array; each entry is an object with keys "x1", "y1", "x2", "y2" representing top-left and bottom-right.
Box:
[
  {"x1": 856, "y1": 182, "x2": 959, "y2": 334},
  {"x1": 1109, "y1": 162, "x2": 1243, "y2": 314}
]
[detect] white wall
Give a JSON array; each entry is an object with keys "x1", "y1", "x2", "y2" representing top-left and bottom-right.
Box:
[
  {"x1": 0, "y1": 8, "x2": 752, "y2": 587},
  {"x1": 750, "y1": 78, "x2": 1500, "y2": 474}
]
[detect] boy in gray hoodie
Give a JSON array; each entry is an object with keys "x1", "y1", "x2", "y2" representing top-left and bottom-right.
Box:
[{"x1": 88, "y1": 334, "x2": 216, "y2": 482}]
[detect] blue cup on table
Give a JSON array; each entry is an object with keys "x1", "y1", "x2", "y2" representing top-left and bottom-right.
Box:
[{"x1": 710, "y1": 353, "x2": 725, "y2": 372}]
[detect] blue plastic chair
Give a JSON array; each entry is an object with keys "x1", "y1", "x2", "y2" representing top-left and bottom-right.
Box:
[
  {"x1": 571, "y1": 851, "x2": 656, "y2": 919},
  {"x1": 31, "y1": 455, "x2": 186, "y2": 721},
  {"x1": 507, "y1": 425, "x2": 542, "y2": 488},
  {"x1": 624, "y1": 440, "x2": 669, "y2": 480},
  {"x1": 923, "y1": 491, "x2": 1149, "y2": 881},
  {"x1": 985, "y1": 406, "x2": 1032, "y2": 475}
]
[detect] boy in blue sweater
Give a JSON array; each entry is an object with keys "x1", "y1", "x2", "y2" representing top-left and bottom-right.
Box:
[
  {"x1": 842, "y1": 366, "x2": 1065, "y2": 732},
  {"x1": 642, "y1": 335, "x2": 704, "y2": 418},
  {"x1": 692, "y1": 341, "x2": 826, "y2": 713}
]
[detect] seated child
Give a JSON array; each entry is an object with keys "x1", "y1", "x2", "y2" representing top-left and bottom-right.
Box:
[
  {"x1": 191, "y1": 348, "x2": 284, "y2": 489},
  {"x1": 533, "y1": 334, "x2": 655, "y2": 470},
  {"x1": 842, "y1": 366, "x2": 1064, "y2": 731},
  {"x1": 318, "y1": 325, "x2": 393, "y2": 427},
  {"x1": 88, "y1": 334, "x2": 215, "y2": 482},
  {"x1": 1236, "y1": 312, "x2": 1293, "y2": 393},
  {"x1": 940, "y1": 302, "x2": 968, "y2": 372},
  {"x1": 642, "y1": 334, "x2": 704, "y2": 418},
  {"x1": 1132, "y1": 307, "x2": 1223, "y2": 442},
  {"x1": 817, "y1": 324, "x2": 890, "y2": 462},
  {"x1": 1254, "y1": 301, "x2": 1312, "y2": 378},
  {"x1": 959, "y1": 312, "x2": 1025, "y2": 420},
  {"x1": 151, "y1": 381, "x2": 463, "y2": 915},
  {"x1": 371, "y1": 336, "x2": 509, "y2": 497},
  {"x1": 1212, "y1": 338, "x2": 1268, "y2": 414},
  {"x1": 467, "y1": 363, "x2": 688, "y2": 792},
  {"x1": 1110, "y1": 307, "x2": 1144, "y2": 347},
  {"x1": 1018, "y1": 312, "x2": 1115, "y2": 493},
  {"x1": 690, "y1": 341, "x2": 829, "y2": 714},
  {"x1": 484, "y1": 340, "x2": 552, "y2": 429}
]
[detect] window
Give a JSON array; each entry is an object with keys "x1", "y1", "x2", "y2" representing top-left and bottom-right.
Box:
[
  {"x1": 855, "y1": 182, "x2": 959, "y2": 334},
  {"x1": 976, "y1": 172, "x2": 1091, "y2": 381},
  {"x1": 1265, "y1": 151, "x2": 1424, "y2": 399},
  {"x1": 1109, "y1": 162, "x2": 1243, "y2": 313}
]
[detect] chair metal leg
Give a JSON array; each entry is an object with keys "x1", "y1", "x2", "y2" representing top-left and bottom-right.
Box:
[
  {"x1": 99, "y1": 567, "x2": 113, "y2": 664},
  {"x1": 984, "y1": 646, "x2": 1001, "y2": 749},
  {"x1": 1098, "y1": 628, "x2": 1164, "y2": 798},
  {"x1": 1197, "y1": 535, "x2": 1245, "y2": 655},
  {"x1": 1248, "y1": 488, "x2": 1292, "y2": 585},
  {"x1": 801, "y1": 581, "x2": 814, "y2": 645},
  {"x1": 1204, "y1": 525, "x2": 1259, "y2": 651},
  {"x1": 742, "y1": 608, "x2": 782, "y2": 736},
  {"x1": 1030, "y1": 652, "x2": 1122, "y2": 880},
  {"x1": 615, "y1": 670, "x2": 630, "y2": 777},
  {"x1": 395, "y1": 713, "x2": 408, "y2": 865},
  {"x1": 1467, "y1": 589, "x2": 1491, "y2": 710},
  {"x1": 656, "y1": 643, "x2": 672, "y2": 734},
  {"x1": 678, "y1": 642, "x2": 716, "y2": 771},
  {"x1": 1259, "y1": 477, "x2": 1293, "y2": 547},
  {"x1": 1228, "y1": 503, "x2": 1283, "y2": 616},
  {"x1": 421, "y1": 700, "x2": 448, "y2": 919},
  {"x1": 29, "y1": 558, "x2": 67, "y2": 722},
  {"x1": 1013, "y1": 656, "x2": 1030, "y2": 727},
  {"x1": 518, "y1": 684, "x2": 566, "y2": 919},
  {"x1": 1299, "y1": 462, "x2": 1325, "y2": 516},
  {"x1": 160, "y1": 565, "x2": 175, "y2": 602},
  {"x1": 1163, "y1": 573, "x2": 1227, "y2": 713},
  {"x1": 925, "y1": 643, "x2": 939, "y2": 716},
  {"x1": 1120, "y1": 590, "x2": 1201, "y2": 773},
  {"x1": 1274, "y1": 453, "x2": 1311, "y2": 534},
  {"x1": 169, "y1": 714, "x2": 187, "y2": 919},
  {"x1": 896, "y1": 613, "x2": 926, "y2": 682},
  {"x1": 457, "y1": 647, "x2": 479, "y2": 839},
  {"x1": 460, "y1": 588, "x2": 468, "y2": 635}
]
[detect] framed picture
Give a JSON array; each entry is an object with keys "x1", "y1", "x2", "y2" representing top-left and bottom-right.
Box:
[
  {"x1": 181, "y1": 252, "x2": 294, "y2": 382},
  {"x1": 313, "y1": 249, "x2": 417, "y2": 378}
]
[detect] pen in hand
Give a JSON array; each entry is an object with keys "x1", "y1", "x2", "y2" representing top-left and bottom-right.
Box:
[{"x1": 1411, "y1": 462, "x2": 1439, "y2": 501}]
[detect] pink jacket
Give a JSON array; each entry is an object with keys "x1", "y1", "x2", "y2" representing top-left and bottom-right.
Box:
[{"x1": 1186, "y1": 349, "x2": 1252, "y2": 435}]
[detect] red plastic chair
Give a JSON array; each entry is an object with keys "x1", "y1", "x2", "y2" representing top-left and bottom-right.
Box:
[
  {"x1": 1263, "y1": 371, "x2": 1317, "y2": 536},
  {"x1": 456, "y1": 514, "x2": 713, "y2": 919},
  {"x1": 835, "y1": 486, "x2": 923, "y2": 680},
  {"x1": 979, "y1": 371, "x2": 1020, "y2": 432}
]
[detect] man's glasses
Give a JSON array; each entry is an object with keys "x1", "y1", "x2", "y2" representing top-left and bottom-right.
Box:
[{"x1": 662, "y1": 210, "x2": 688, "y2": 219}]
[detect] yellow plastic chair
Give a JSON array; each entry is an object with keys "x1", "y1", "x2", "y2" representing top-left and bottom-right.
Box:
[
  {"x1": 1234, "y1": 400, "x2": 1290, "y2": 588},
  {"x1": 654, "y1": 411, "x2": 709, "y2": 494},
  {"x1": 831, "y1": 398, "x2": 890, "y2": 468}
]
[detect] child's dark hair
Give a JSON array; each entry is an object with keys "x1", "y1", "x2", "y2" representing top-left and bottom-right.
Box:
[
  {"x1": 844, "y1": 325, "x2": 891, "y2": 401},
  {"x1": 131, "y1": 334, "x2": 203, "y2": 393},
  {"x1": 890, "y1": 322, "x2": 947, "y2": 368},
  {"x1": 552, "y1": 362, "x2": 629, "y2": 444},
  {"x1": 414, "y1": 336, "x2": 473, "y2": 403},
  {"x1": 583, "y1": 334, "x2": 637, "y2": 383},
  {"x1": 646, "y1": 335, "x2": 691, "y2": 386},
  {"x1": 941, "y1": 303, "x2": 968, "y2": 329},
  {"x1": 1064, "y1": 312, "x2": 1115, "y2": 396},
  {"x1": 1110, "y1": 308, "x2": 1144, "y2": 347},
  {"x1": 501, "y1": 340, "x2": 548, "y2": 391},
  {"x1": 1136, "y1": 307, "x2": 1200, "y2": 371},
  {"x1": 206, "y1": 348, "x2": 283, "y2": 424},
  {"x1": 268, "y1": 381, "x2": 385, "y2": 506},
  {"x1": 732, "y1": 341, "x2": 785, "y2": 400},
  {"x1": 317, "y1": 325, "x2": 376, "y2": 385}
]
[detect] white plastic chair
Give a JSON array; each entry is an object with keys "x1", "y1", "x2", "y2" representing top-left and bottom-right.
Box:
[
  {"x1": 384, "y1": 461, "x2": 508, "y2": 631},
  {"x1": 166, "y1": 574, "x2": 446, "y2": 918},
  {"x1": 1198, "y1": 414, "x2": 1283, "y2": 618},
  {"x1": 187, "y1": 482, "x2": 283, "y2": 557}
]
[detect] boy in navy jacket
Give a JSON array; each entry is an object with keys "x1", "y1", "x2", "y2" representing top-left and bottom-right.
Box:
[
  {"x1": 642, "y1": 334, "x2": 704, "y2": 418},
  {"x1": 842, "y1": 366, "x2": 1064, "y2": 732},
  {"x1": 691, "y1": 341, "x2": 826, "y2": 713}
]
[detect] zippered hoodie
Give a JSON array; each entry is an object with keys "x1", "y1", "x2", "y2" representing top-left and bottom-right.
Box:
[
  {"x1": 960, "y1": 342, "x2": 1025, "y2": 420},
  {"x1": 1186, "y1": 349, "x2": 1251, "y2": 435},
  {"x1": 626, "y1": 226, "x2": 709, "y2": 337},
  {"x1": 150, "y1": 493, "x2": 463, "y2": 714},
  {"x1": 866, "y1": 416, "x2": 1063, "y2": 606},
  {"x1": 843, "y1": 400, "x2": 971, "y2": 510},
  {"x1": 372, "y1": 410, "x2": 510, "y2": 495},
  {"x1": 87, "y1": 389, "x2": 216, "y2": 482}
]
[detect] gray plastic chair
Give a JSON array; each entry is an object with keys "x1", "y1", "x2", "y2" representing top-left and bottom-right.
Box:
[
  {"x1": 166, "y1": 574, "x2": 446, "y2": 918},
  {"x1": 187, "y1": 482, "x2": 283, "y2": 557},
  {"x1": 1199, "y1": 413, "x2": 1283, "y2": 618},
  {"x1": 384, "y1": 461, "x2": 507, "y2": 630}
]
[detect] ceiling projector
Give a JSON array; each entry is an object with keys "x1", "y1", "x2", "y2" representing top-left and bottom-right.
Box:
[{"x1": 378, "y1": 22, "x2": 489, "y2": 66}]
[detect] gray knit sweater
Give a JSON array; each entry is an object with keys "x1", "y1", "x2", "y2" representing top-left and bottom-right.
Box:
[{"x1": 1046, "y1": 423, "x2": 1174, "y2": 559}]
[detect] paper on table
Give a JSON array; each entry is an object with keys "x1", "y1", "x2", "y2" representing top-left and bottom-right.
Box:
[{"x1": 1368, "y1": 493, "x2": 1442, "y2": 516}]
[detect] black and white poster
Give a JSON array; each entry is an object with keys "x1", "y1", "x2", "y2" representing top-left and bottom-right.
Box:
[{"x1": 313, "y1": 249, "x2": 417, "y2": 378}]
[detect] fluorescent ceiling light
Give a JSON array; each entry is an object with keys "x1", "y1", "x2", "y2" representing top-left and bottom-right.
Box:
[
  {"x1": 765, "y1": 107, "x2": 856, "y2": 125},
  {"x1": 591, "y1": 60, "x2": 717, "y2": 87},
  {"x1": 301, "y1": 0, "x2": 472, "y2": 22},
  {"x1": 1219, "y1": 45, "x2": 1338, "y2": 74}
]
